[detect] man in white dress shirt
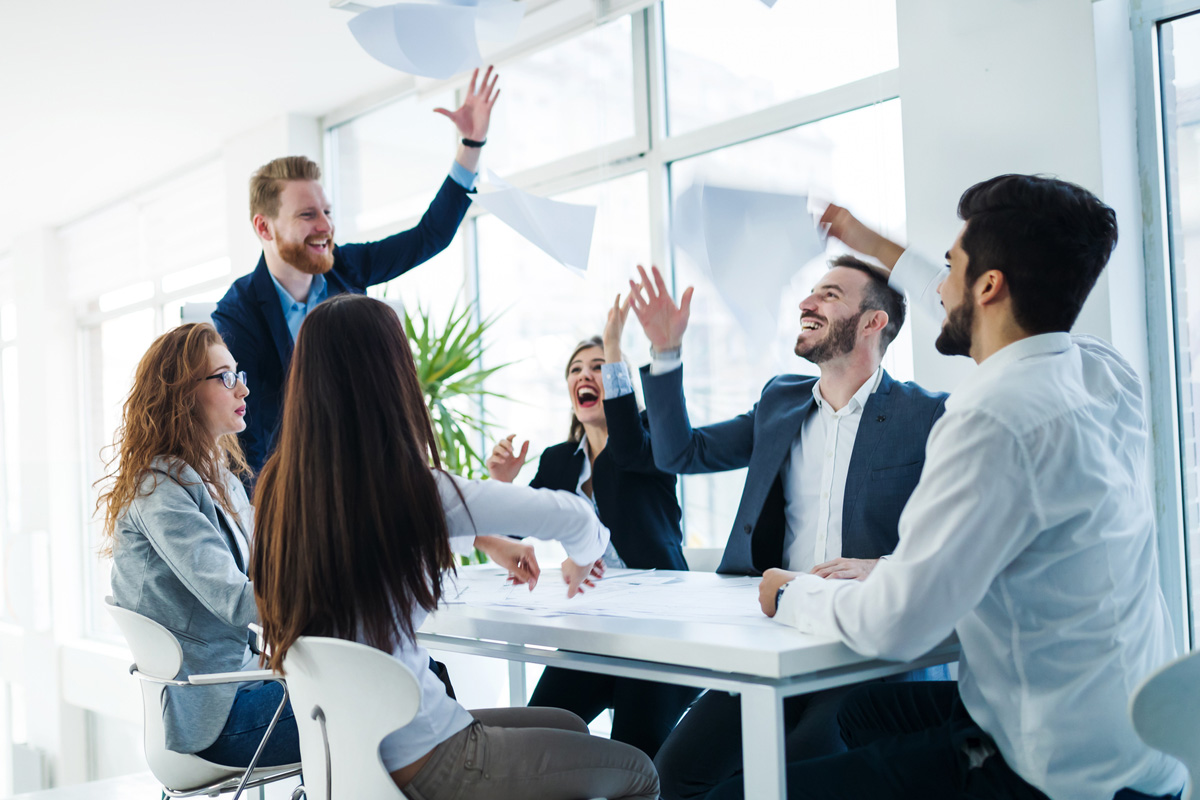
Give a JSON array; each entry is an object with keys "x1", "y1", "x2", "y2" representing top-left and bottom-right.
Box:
[{"x1": 712, "y1": 174, "x2": 1186, "y2": 800}]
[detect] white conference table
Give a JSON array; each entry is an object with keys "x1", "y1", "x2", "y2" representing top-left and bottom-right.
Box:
[{"x1": 418, "y1": 566, "x2": 958, "y2": 800}]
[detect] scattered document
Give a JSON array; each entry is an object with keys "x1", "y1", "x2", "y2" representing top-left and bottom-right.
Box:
[
  {"x1": 441, "y1": 0, "x2": 526, "y2": 41},
  {"x1": 444, "y1": 567, "x2": 779, "y2": 630},
  {"x1": 472, "y1": 171, "x2": 597, "y2": 274},
  {"x1": 672, "y1": 181, "x2": 826, "y2": 346}
]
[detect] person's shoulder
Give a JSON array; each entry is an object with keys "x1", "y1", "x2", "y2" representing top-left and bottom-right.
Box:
[
  {"x1": 760, "y1": 373, "x2": 818, "y2": 397},
  {"x1": 129, "y1": 458, "x2": 205, "y2": 510},
  {"x1": 883, "y1": 373, "x2": 949, "y2": 406},
  {"x1": 215, "y1": 268, "x2": 259, "y2": 310},
  {"x1": 539, "y1": 440, "x2": 579, "y2": 463}
]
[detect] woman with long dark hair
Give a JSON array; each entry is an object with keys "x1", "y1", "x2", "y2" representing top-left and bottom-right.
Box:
[
  {"x1": 101, "y1": 322, "x2": 299, "y2": 767},
  {"x1": 486, "y1": 295, "x2": 698, "y2": 758},
  {"x1": 250, "y1": 293, "x2": 659, "y2": 799}
]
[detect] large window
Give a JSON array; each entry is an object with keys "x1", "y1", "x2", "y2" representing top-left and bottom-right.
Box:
[
  {"x1": 327, "y1": 4, "x2": 904, "y2": 546},
  {"x1": 1159, "y1": 11, "x2": 1200, "y2": 641}
]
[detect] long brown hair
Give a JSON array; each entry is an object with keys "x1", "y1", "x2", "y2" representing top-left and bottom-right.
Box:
[
  {"x1": 566, "y1": 335, "x2": 603, "y2": 444},
  {"x1": 251, "y1": 294, "x2": 455, "y2": 672},
  {"x1": 96, "y1": 323, "x2": 250, "y2": 556}
]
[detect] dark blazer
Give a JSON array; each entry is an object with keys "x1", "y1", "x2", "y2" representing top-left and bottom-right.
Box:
[
  {"x1": 213, "y1": 176, "x2": 472, "y2": 473},
  {"x1": 641, "y1": 366, "x2": 947, "y2": 575},
  {"x1": 529, "y1": 392, "x2": 687, "y2": 571}
]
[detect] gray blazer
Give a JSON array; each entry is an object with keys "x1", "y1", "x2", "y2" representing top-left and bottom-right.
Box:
[{"x1": 109, "y1": 456, "x2": 258, "y2": 754}]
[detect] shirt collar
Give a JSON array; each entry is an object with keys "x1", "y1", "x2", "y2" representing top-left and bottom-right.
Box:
[
  {"x1": 574, "y1": 433, "x2": 588, "y2": 456},
  {"x1": 945, "y1": 332, "x2": 1073, "y2": 412},
  {"x1": 812, "y1": 366, "x2": 883, "y2": 415},
  {"x1": 268, "y1": 271, "x2": 327, "y2": 311}
]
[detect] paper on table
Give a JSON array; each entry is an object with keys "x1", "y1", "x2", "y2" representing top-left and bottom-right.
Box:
[
  {"x1": 472, "y1": 170, "x2": 597, "y2": 274},
  {"x1": 349, "y1": 3, "x2": 482, "y2": 80},
  {"x1": 672, "y1": 181, "x2": 825, "y2": 346},
  {"x1": 450, "y1": 568, "x2": 779, "y2": 629}
]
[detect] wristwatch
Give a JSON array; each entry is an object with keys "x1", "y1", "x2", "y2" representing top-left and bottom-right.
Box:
[{"x1": 774, "y1": 581, "x2": 789, "y2": 613}]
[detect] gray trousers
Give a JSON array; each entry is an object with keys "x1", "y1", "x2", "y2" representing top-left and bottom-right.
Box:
[{"x1": 403, "y1": 707, "x2": 660, "y2": 800}]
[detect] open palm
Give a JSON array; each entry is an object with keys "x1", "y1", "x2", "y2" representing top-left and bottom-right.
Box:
[{"x1": 434, "y1": 66, "x2": 500, "y2": 140}]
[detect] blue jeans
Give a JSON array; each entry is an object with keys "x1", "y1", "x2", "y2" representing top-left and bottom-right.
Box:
[{"x1": 194, "y1": 681, "x2": 300, "y2": 768}]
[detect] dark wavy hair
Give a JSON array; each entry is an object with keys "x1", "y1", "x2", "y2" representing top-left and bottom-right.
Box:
[
  {"x1": 251, "y1": 294, "x2": 455, "y2": 671},
  {"x1": 828, "y1": 254, "x2": 906, "y2": 353},
  {"x1": 957, "y1": 174, "x2": 1118, "y2": 334}
]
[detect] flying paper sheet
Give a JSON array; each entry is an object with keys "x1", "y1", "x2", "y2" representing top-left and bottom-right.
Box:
[
  {"x1": 472, "y1": 171, "x2": 597, "y2": 274},
  {"x1": 349, "y1": 4, "x2": 481, "y2": 79},
  {"x1": 441, "y1": 0, "x2": 526, "y2": 41},
  {"x1": 349, "y1": 2, "x2": 526, "y2": 79},
  {"x1": 672, "y1": 182, "x2": 825, "y2": 345}
]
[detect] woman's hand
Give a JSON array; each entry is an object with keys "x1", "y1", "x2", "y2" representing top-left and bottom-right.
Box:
[
  {"x1": 474, "y1": 535, "x2": 540, "y2": 590},
  {"x1": 603, "y1": 292, "x2": 632, "y2": 364},
  {"x1": 485, "y1": 434, "x2": 529, "y2": 483},
  {"x1": 562, "y1": 557, "x2": 605, "y2": 598}
]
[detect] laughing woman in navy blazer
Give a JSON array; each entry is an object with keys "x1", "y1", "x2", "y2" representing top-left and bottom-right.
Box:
[{"x1": 485, "y1": 296, "x2": 698, "y2": 758}]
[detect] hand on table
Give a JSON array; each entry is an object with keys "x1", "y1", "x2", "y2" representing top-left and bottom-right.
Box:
[
  {"x1": 486, "y1": 434, "x2": 529, "y2": 483},
  {"x1": 562, "y1": 557, "x2": 605, "y2": 598},
  {"x1": 759, "y1": 568, "x2": 800, "y2": 617},
  {"x1": 811, "y1": 557, "x2": 879, "y2": 582},
  {"x1": 473, "y1": 535, "x2": 540, "y2": 590}
]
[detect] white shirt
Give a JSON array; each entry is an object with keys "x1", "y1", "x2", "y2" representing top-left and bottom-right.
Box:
[
  {"x1": 649, "y1": 356, "x2": 882, "y2": 573},
  {"x1": 377, "y1": 471, "x2": 610, "y2": 772},
  {"x1": 776, "y1": 250, "x2": 1186, "y2": 800},
  {"x1": 574, "y1": 433, "x2": 627, "y2": 569},
  {"x1": 780, "y1": 369, "x2": 882, "y2": 572}
]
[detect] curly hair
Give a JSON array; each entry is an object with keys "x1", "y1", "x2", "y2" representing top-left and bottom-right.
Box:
[{"x1": 95, "y1": 323, "x2": 250, "y2": 556}]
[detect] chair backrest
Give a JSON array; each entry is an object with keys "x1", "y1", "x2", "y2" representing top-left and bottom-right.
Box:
[
  {"x1": 104, "y1": 597, "x2": 245, "y2": 792},
  {"x1": 180, "y1": 302, "x2": 218, "y2": 326},
  {"x1": 283, "y1": 636, "x2": 422, "y2": 800},
  {"x1": 1130, "y1": 647, "x2": 1200, "y2": 800},
  {"x1": 682, "y1": 547, "x2": 724, "y2": 573}
]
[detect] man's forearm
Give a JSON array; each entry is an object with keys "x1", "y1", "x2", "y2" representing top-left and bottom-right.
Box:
[{"x1": 455, "y1": 142, "x2": 482, "y2": 174}]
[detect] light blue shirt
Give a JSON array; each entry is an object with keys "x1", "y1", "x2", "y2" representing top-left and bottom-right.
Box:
[
  {"x1": 269, "y1": 272, "x2": 328, "y2": 343},
  {"x1": 270, "y1": 165, "x2": 476, "y2": 338}
]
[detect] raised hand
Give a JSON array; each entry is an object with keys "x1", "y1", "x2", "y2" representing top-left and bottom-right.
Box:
[
  {"x1": 603, "y1": 293, "x2": 632, "y2": 364},
  {"x1": 819, "y1": 204, "x2": 904, "y2": 272},
  {"x1": 434, "y1": 65, "x2": 501, "y2": 140},
  {"x1": 485, "y1": 434, "x2": 529, "y2": 483},
  {"x1": 627, "y1": 265, "x2": 694, "y2": 352}
]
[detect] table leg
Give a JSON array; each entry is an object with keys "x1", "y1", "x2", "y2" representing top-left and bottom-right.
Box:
[
  {"x1": 740, "y1": 684, "x2": 786, "y2": 800},
  {"x1": 507, "y1": 660, "x2": 527, "y2": 707}
]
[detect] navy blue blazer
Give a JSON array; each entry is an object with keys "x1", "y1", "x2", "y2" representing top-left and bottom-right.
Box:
[
  {"x1": 641, "y1": 366, "x2": 947, "y2": 576},
  {"x1": 529, "y1": 393, "x2": 687, "y2": 571},
  {"x1": 213, "y1": 176, "x2": 471, "y2": 473}
]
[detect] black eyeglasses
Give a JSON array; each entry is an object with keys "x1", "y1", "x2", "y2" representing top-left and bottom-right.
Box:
[{"x1": 203, "y1": 371, "x2": 248, "y2": 390}]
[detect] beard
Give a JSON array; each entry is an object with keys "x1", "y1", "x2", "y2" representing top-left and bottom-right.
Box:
[
  {"x1": 795, "y1": 311, "x2": 863, "y2": 364},
  {"x1": 277, "y1": 236, "x2": 335, "y2": 275},
  {"x1": 935, "y1": 297, "x2": 974, "y2": 356}
]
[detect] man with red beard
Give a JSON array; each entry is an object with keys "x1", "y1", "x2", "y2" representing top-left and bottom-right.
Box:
[
  {"x1": 625, "y1": 258, "x2": 948, "y2": 800},
  {"x1": 214, "y1": 68, "x2": 499, "y2": 474}
]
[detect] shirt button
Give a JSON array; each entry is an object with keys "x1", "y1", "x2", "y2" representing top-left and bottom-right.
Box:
[
  {"x1": 822, "y1": 492, "x2": 829, "y2": 499},
  {"x1": 744, "y1": 523, "x2": 752, "y2": 533}
]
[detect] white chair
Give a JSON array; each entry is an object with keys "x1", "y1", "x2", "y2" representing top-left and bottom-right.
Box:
[
  {"x1": 282, "y1": 636, "x2": 421, "y2": 800},
  {"x1": 682, "y1": 546, "x2": 724, "y2": 573},
  {"x1": 105, "y1": 597, "x2": 302, "y2": 799},
  {"x1": 1130, "y1": 647, "x2": 1200, "y2": 800}
]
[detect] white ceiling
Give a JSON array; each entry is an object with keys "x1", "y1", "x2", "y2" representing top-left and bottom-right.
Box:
[{"x1": 0, "y1": 0, "x2": 413, "y2": 252}]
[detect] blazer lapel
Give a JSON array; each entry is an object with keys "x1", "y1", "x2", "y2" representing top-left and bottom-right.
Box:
[
  {"x1": 759, "y1": 387, "x2": 817, "y2": 480},
  {"x1": 250, "y1": 257, "x2": 294, "y2": 370},
  {"x1": 841, "y1": 370, "x2": 894, "y2": 517},
  {"x1": 214, "y1": 500, "x2": 250, "y2": 574}
]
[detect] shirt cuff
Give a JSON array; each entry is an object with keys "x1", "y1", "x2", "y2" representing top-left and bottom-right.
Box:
[
  {"x1": 773, "y1": 573, "x2": 826, "y2": 633},
  {"x1": 448, "y1": 161, "x2": 478, "y2": 192},
  {"x1": 890, "y1": 249, "x2": 948, "y2": 323},
  {"x1": 601, "y1": 362, "x2": 634, "y2": 398},
  {"x1": 649, "y1": 354, "x2": 682, "y2": 376}
]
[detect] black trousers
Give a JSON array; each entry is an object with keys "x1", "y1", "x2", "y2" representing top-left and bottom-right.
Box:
[
  {"x1": 654, "y1": 686, "x2": 853, "y2": 800},
  {"x1": 527, "y1": 666, "x2": 700, "y2": 759},
  {"x1": 705, "y1": 682, "x2": 1182, "y2": 800}
]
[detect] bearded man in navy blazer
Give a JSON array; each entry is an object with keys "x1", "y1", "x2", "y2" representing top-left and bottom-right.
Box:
[
  {"x1": 214, "y1": 68, "x2": 500, "y2": 475},
  {"x1": 626, "y1": 259, "x2": 949, "y2": 800}
]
